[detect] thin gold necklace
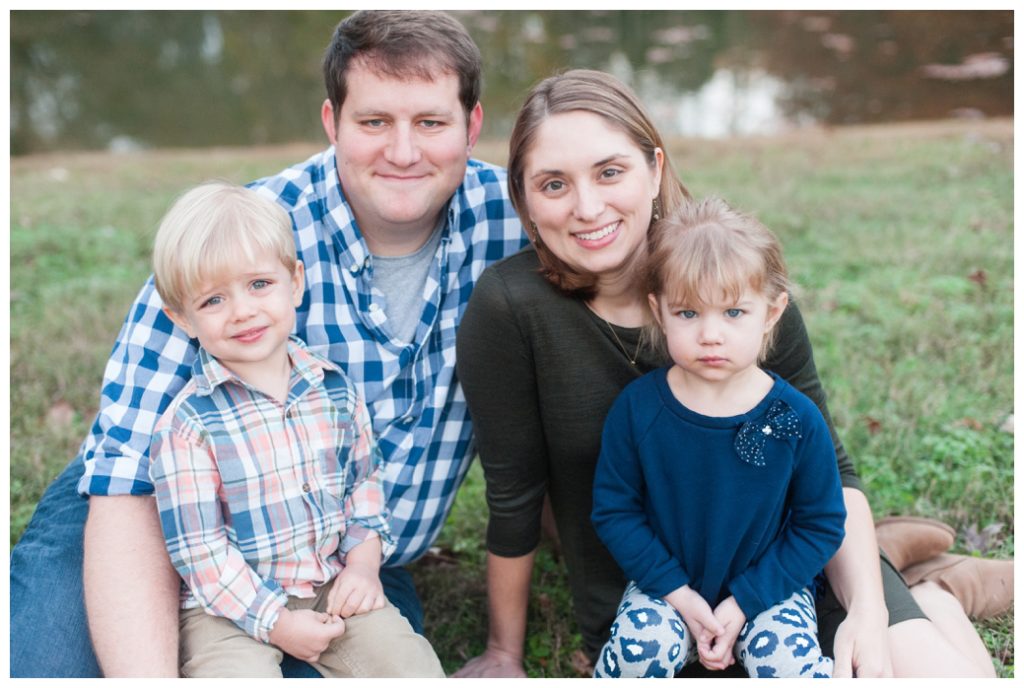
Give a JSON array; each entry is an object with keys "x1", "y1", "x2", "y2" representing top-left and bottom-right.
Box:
[{"x1": 603, "y1": 317, "x2": 643, "y2": 366}]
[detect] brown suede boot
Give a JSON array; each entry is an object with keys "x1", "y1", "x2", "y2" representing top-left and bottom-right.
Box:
[
  {"x1": 902, "y1": 553, "x2": 1014, "y2": 620},
  {"x1": 875, "y1": 516, "x2": 955, "y2": 571}
]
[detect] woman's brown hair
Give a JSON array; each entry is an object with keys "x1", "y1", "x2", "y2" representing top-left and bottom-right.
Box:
[{"x1": 507, "y1": 69, "x2": 691, "y2": 299}]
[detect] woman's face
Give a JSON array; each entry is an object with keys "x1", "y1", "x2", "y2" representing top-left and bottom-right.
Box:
[{"x1": 522, "y1": 111, "x2": 663, "y2": 286}]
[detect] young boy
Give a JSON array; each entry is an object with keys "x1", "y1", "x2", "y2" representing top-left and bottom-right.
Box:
[{"x1": 148, "y1": 181, "x2": 444, "y2": 678}]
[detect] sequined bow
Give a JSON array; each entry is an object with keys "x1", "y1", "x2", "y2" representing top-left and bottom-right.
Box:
[{"x1": 734, "y1": 399, "x2": 802, "y2": 467}]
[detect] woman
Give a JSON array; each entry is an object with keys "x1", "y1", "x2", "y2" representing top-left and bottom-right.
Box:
[{"x1": 453, "y1": 69, "x2": 996, "y2": 678}]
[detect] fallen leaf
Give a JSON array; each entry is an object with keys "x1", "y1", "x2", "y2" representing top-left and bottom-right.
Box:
[
  {"x1": 537, "y1": 593, "x2": 552, "y2": 612},
  {"x1": 864, "y1": 416, "x2": 882, "y2": 435},
  {"x1": 967, "y1": 269, "x2": 988, "y2": 287},
  {"x1": 953, "y1": 417, "x2": 984, "y2": 431},
  {"x1": 419, "y1": 547, "x2": 457, "y2": 566},
  {"x1": 571, "y1": 649, "x2": 594, "y2": 677},
  {"x1": 999, "y1": 414, "x2": 1013, "y2": 434},
  {"x1": 46, "y1": 400, "x2": 75, "y2": 429},
  {"x1": 963, "y1": 522, "x2": 1004, "y2": 555},
  {"x1": 982, "y1": 523, "x2": 1004, "y2": 539}
]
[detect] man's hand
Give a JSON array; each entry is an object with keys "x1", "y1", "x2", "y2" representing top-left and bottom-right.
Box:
[
  {"x1": 663, "y1": 584, "x2": 724, "y2": 657},
  {"x1": 268, "y1": 608, "x2": 346, "y2": 663},
  {"x1": 326, "y1": 562, "x2": 386, "y2": 618},
  {"x1": 452, "y1": 647, "x2": 528, "y2": 678},
  {"x1": 831, "y1": 608, "x2": 894, "y2": 678},
  {"x1": 699, "y1": 596, "x2": 745, "y2": 671}
]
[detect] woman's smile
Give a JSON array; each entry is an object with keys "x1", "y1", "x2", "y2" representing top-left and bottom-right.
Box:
[
  {"x1": 572, "y1": 221, "x2": 621, "y2": 247},
  {"x1": 523, "y1": 111, "x2": 662, "y2": 284}
]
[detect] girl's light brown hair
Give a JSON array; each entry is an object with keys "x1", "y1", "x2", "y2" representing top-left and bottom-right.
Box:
[
  {"x1": 153, "y1": 181, "x2": 296, "y2": 313},
  {"x1": 645, "y1": 197, "x2": 792, "y2": 360},
  {"x1": 507, "y1": 69, "x2": 691, "y2": 299}
]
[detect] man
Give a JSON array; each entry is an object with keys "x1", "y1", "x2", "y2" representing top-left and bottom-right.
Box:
[{"x1": 9, "y1": 10, "x2": 526, "y2": 677}]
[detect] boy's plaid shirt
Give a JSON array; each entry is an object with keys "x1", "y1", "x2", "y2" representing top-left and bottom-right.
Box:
[
  {"x1": 150, "y1": 338, "x2": 392, "y2": 641},
  {"x1": 78, "y1": 146, "x2": 527, "y2": 566}
]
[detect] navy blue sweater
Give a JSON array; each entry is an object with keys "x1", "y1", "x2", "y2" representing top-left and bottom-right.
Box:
[{"x1": 592, "y1": 368, "x2": 846, "y2": 621}]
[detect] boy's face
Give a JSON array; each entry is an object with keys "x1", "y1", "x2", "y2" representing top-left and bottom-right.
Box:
[{"x1": 164, "y1": 250, "x2": 305, "y2": 382}]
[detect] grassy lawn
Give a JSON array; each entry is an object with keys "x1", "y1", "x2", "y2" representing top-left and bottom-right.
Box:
[{"x1": 10, "y1": 119, "x2": 1013, "y2": 676}]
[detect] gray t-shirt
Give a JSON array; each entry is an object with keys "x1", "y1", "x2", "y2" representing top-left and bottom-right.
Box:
[{"x1": 370, "y1": 219, "x2": 444, "y2": 344}]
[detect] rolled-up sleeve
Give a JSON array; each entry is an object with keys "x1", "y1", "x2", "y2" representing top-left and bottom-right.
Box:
[{"x1": 341, "y1": 395, "x2": 394, "y2": 560}]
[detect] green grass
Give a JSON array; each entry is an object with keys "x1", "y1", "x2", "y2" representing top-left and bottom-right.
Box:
[{"x1": 10, "y1": 120, "x2": 1013, "y2": 676}]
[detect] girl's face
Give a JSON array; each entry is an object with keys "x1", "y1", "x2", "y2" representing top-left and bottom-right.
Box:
[
  {"x1": 649, "y1": 285, "x2": 788, "y2": 385},
  {"x1": 522, "y1": 111, "x2": 663, "y2": 287}
]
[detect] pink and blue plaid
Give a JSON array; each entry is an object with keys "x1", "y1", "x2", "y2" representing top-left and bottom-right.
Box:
[{"x1": 150, "y1": 338, "x2": 393, "y2": 641}]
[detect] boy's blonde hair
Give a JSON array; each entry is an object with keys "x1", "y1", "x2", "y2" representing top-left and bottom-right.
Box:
[
  {"x1": 153, "y1": 181, "x2": 296, "y2": 313},
  {"x1": 645, "y1": 197, "x2": 792, "y2": 360}
]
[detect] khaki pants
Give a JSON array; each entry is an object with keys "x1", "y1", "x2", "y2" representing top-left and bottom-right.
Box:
[{"x1": 179, "y1": 584, "x2": 444, "y2": 678}]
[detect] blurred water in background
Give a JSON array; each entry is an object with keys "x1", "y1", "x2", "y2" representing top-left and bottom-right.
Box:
[{"x1": 10, "y1": 10, "x2": 1013, "y2": 155}]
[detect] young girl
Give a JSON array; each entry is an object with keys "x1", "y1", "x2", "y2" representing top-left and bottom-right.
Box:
[{"x1": 591, "y1": 197, "x2": 846, "y2": 678}]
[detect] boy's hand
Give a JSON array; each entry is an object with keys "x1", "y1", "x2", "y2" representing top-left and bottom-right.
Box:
[
  {"x1": 327, "y1": 535, "x2": 386, "y2": 618},
  {"x1": 698, "y1": 596, "x2": 746, "y2": 671},
  {"x1": 663, "y1": 584, "x2": 724, "y2": 657},
  {"x1": 268, "y1": 608, "x2": 346, "y2": 663},
  {"x1": 326, "y1": 562, "x2": 387, "y2": 618}
]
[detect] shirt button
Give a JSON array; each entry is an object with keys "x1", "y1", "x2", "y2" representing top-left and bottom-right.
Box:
[
  {"x1": 349, "y1": 263, "x2": 360, "y2": 274},
  {"x1": 302, "y1": 483, "x2": 311, "y2": 493},
  {"x1": 368, "y1": 303, "x2": 380, "y2": 313}
]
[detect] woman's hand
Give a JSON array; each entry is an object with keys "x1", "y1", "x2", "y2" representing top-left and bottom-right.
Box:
[
  {"x1": 832, "y1": 607, "x2": 893, "y2": 677},
  {"x1": 452, "y1": 646, "x2": 528, "y2": 678},
  {"x1": 825, "y1": 488, "x2": 894, "y2": 677},
  {"x1": 451, "y1": 551, "x2": 535, "y2": 678}
]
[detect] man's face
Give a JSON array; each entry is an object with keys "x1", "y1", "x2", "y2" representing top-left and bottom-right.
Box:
[{"x1": 322, "y1": 61, "x2": 483, "y2": 255}]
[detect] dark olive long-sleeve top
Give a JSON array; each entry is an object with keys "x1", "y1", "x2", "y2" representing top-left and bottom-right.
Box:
[{"x1": 455, "y1": 247, "x2": 860, "y2": 656}]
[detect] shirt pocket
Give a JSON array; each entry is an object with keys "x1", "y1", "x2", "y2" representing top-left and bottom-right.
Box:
[{"x1": 316, "y1": 445, "x2": 348, "y2": 508}]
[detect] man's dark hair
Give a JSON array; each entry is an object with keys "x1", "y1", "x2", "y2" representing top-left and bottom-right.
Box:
[{"x1": 323, "y1": 10, "x2": 482, "y2": 121}]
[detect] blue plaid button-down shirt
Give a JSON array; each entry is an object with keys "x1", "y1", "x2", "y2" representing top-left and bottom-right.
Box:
[{"x1": 78, "y1": 146, "x2": 527, "y2": 566}]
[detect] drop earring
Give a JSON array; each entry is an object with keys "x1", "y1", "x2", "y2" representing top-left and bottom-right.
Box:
[{"x1": 652, "y1": 198, "x2": 661, "y2": 221}]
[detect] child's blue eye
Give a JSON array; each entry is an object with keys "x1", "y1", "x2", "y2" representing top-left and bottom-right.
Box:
[
  {"x1": 726, "y1": 308, "x2": 743, "y2": 318},
  {"x1": 678, "y1": 310, "x2": 697, "y2": 319},
  {"x1": 251, "y1": 279, "x2": 270, "y2": 290},
  {"x1": 200, "y1": 296, "x2": 223, "y2": 309}
]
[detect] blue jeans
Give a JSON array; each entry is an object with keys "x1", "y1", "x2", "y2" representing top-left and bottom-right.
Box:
[{"x1": 9, "y1": 458, "x2": 426, "y2": 678}]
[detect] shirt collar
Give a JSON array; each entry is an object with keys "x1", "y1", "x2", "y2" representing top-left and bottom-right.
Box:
[
  {"x1": 319, "y1": 146, "x2": 463, "y2": 273},
  {"x1": 191, "y1": 336, "x2": 341, "y2": 398}
]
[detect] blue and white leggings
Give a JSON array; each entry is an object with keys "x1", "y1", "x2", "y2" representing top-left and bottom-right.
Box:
[{"x1": 594, "y1": 582, "x2": 833, "y2": 678}]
